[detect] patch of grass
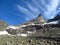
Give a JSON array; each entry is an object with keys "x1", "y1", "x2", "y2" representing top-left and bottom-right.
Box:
[{"x1": 0, "y1": 35, "x2": 59, "y2": 45}]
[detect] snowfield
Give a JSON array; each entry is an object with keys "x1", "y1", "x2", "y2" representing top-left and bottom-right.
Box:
[
  {"x1": 0, "y1": 31, "x2": 11, "y2": 35},
  {"x1": 0, "y1": 30, "x2": 28, "y2": 37}
]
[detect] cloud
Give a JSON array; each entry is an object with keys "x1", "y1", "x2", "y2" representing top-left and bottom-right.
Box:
[
  {"x1": 26, "y1": 3, "x2": 40, "y2": 15},
  {"x1": 43, "y1": 0, "x2": 59, "y2": 19},
  {"x1": 17, "y1": 5, "x2": 36, "y2": 21},
  {"x1": 17, "y1": 0, "x2": 60, "y2": 20},
  {"x1": 17, "y1": 5, "x2": 33, "y2": 16}
]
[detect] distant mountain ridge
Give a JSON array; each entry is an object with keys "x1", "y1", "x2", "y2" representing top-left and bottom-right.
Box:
[{"x1": 48, "y1": 15, "x2": 60, "y2": 22}]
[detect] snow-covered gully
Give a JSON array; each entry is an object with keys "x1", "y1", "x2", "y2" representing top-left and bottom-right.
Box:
[
  {"x1": 0, "y1": 31, "x2": 13, "y2": 36},
  {"x1": 0, "y1": 30, "x2": 28, "y2": 37}
]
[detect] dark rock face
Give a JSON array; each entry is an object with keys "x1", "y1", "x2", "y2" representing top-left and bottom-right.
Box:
[
  {"x1": 6, "y1": 28, "x2": 18, "y2": 35},
  {"x1": 6, "y1": 27, "x2": 20, "y2": 35},
  {"x1": 48, "y1": 15, "x2": 60, "y2": 22}
]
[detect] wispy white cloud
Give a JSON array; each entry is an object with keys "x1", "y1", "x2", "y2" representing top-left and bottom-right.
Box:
[
  {"x1": 17, "y1": 5, "x2": 36, "y2": 21},
  {"x1": 17, "y1": 0, "x2": 60, "y2": 20},
  {"x1": 43, "y1": 0, "x2": 59, "y2": 19},
  {"x1": 17, "y1": 5, "x2": 33, "y2": 16},
  {"x1": 26, "y1": 3, "x2": 40, "y2": 15}
]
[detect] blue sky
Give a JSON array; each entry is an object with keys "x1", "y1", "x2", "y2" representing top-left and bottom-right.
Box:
[{"x1": 0, "y1": 0, "x2": 60, "y2": 25}]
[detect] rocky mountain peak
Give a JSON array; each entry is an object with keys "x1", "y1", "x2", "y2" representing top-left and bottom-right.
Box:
[
  {"x1": 24, "y1": 14, "x2": 45, "y2": 25},
  {"x1": 36, "y1": 14, "x2": 44, "y2": 23}
]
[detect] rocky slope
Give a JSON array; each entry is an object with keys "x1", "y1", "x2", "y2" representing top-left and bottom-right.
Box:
[
  {"x1": 5, "y1": 14, "x2": 60, "y2": 38},
  {"x1": 0, "y1": 15, "x2": 60, "y2": 45}
]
